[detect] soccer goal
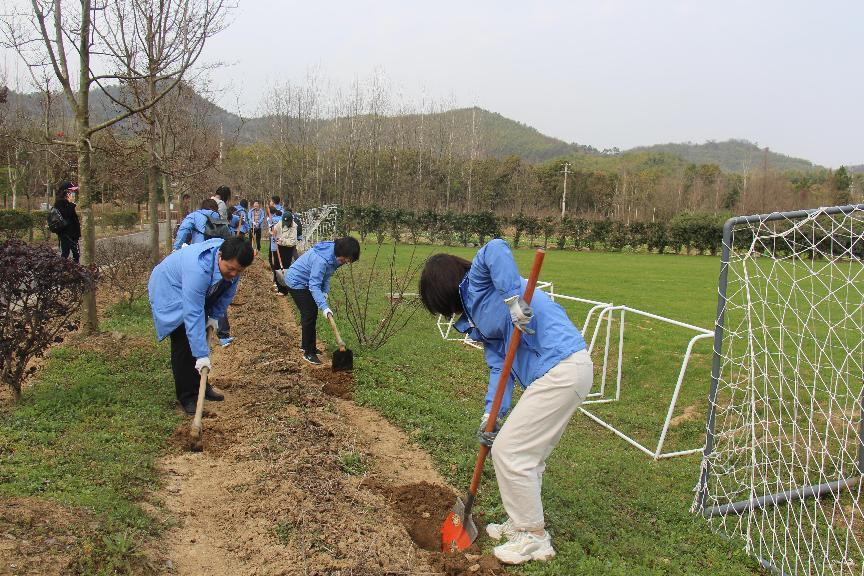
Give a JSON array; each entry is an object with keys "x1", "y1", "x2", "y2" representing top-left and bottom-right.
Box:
[{"x1": 694, "y1": 205, "x2": 864, "y2": 575}]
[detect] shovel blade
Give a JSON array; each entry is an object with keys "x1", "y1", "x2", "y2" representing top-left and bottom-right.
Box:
[
  {"x1": 331, "y1": 348, "x2": 353, "y2": 372},
  {"x1": 441, "y1": 497, "x2": 478, "y2": 553},
  {"x1": 274, "y1": 269, "x2": 288, "y2": 289}
]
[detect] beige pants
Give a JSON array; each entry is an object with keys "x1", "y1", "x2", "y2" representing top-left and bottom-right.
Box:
[{"x1": 491, "y1": 349, "x2": 593, "y2": 531}]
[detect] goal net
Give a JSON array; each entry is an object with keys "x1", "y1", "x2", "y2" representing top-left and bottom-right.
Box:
[{"x1": 694, "y1": 205, "x2": 864, "y2": 575}]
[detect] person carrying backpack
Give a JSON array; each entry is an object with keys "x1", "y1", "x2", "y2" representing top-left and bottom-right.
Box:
[
  {"x1": 51, "y1": 182, "x2": 81, "y2": 263},
  {"x1": 172, "y1": 198, "x2": 222, "y2": 250},
  {"x1": 231, "y1": 199, "x2": 250, "y2": 239}
]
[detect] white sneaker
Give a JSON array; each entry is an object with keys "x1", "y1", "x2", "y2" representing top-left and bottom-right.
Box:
[
  {"x1": 493, "y1": 530, "x2": 556, "y2": 565},
  {"x1": 486, "y1": 517, "x2": 516, "y2": 541}
]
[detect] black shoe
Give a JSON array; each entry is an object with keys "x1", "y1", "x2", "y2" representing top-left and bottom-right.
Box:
[
  {"x1": 303, "y1": 352, "x2": 322, "y2": 365},
  {"x1": 300, "y1": 347, "x2": 323, "y2": 355},
  {"x1": 180, "y1": 400, "x2": 196, "y2": 416},
  {"x1": 205, "y1": 384, "x2": 224, "y2": 401}
]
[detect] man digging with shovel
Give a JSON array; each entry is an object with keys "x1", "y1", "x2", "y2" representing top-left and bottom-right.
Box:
[
  {"x1": 148, "y1": 237, "x2": 254, "y2": 415},
  {"x1": 419, "y1": 239, "x2": 593, "y2": 565}
]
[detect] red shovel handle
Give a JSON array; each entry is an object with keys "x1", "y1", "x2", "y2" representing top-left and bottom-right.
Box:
[{"x1": 467, "y1": 248, "x2": 545, "y2": 496}]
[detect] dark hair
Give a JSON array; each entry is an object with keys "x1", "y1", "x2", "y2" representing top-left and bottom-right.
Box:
[
  {"x1": 227, "y1": 206, "x2": 236, "y2": 217},
  {"x1": 239, "y1": 199, "x2": 248, "y2": 210},
  {"x1": 215, "y1": 185, "x2": 232, "y2": 202},
  {"x1": 200, "y1": 198, "x2": 219, "y2": 211},
  {"x1": 270, "y1": 195, "x2": 280, "y2": 205},
  {"x1": 182, "y1": 193, "x2": 191, "y2": 200},
  {"x1": 56, "y1": 181, "x2": 77, "y2": 199},
  {"x1": 334, "y1": 237, "x2": 360, "y2": 262},
  {"x1": 419, "y1": 254, "x2": 471, "y2": 316},
  {"x1": 219, "y1": 237, "x2": 254, "y2": 267},
  {"x1": 271, "y1": 209, "x2": 283, "y2": 217}
]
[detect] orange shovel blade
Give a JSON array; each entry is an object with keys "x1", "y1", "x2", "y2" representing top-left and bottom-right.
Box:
[{"x1": 441, "y1": 497, "x2": 478, "y2": 553}]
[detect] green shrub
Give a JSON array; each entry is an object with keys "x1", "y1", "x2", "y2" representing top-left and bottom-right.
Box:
[
  {"x1": 0, "y1": 209, "x2": 34, "y2": 240},
  {"x1": 103, "y1": 211, "x2": 140, "y2": 230}
]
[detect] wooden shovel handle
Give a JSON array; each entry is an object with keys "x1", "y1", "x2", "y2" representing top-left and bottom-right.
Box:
[
  {"x1": 326, "y1": 313, "x2": 346, "y2": 352},
  {"x1": 468, "y1": 248, "x2": 545, "y2": 496}
]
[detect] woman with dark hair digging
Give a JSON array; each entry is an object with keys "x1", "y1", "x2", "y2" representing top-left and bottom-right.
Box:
[
  {"x1": 286, "y1": 237, "x2": 360, "y2": 365},
  {"x1": 418, "y1": 238, "x2": 593, "y2": 565}
]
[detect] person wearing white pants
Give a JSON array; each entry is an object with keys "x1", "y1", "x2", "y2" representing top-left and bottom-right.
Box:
[{"x1": 419, "y1": 239, "x2": 593, "y2": 565}]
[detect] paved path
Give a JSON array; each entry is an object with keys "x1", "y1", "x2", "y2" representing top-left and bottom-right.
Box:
[{"x1": 98, "y1": 221, "x2": 170, "y2": 246}]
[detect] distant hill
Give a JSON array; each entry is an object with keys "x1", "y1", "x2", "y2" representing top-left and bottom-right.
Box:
[
  {"x1": 627, "y1": 139, "x2": 823, "y2": 173},
  {"x1": 850, "y1": 165, "x2": 864, "y2": 174}
]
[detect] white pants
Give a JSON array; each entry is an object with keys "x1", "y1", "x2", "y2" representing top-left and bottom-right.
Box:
[{"x1": 491, "y1": 349, "x2": 593, "y2": 531}]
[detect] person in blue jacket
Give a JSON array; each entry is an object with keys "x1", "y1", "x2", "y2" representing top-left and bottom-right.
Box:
[
  {"x1": 148, "y1": 237, "x2": 254, "y2": 414},
  {"x1": 172, "y1": 198, "x2": 220, "y2": 250},
  {"x1": 248, "y1": 200, "x2": 266, "y2": 251},
  {"x1": 286, "y1": 237, "x2": 360, "y2": 365},
  {"x1": 230, "y1": 199, "x2": 249, "y2": 238},
  {"x1": 418, "y1": 239, "x2": 593, "y2": 566}
]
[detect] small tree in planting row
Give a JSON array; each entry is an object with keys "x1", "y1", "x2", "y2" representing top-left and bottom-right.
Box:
[
  {"x1": 94, "y1": 239, "x2": 152, "y2": 303},
  {"x1": 0, "y1": 240, "x2": 97, "y2": 402}
]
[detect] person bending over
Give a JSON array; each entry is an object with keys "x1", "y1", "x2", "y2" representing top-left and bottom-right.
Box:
[
  {"x1": 148, "y1": 237, "x2": 254, "y2": 414},
  {"x1": 286, "y1": 237, "x2": 360, "y2": 365},
  {"x1": 418, "y1": 238, "x2": 593, "y2": 565}
]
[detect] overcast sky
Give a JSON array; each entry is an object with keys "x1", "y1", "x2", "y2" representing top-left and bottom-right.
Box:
[{"x1": 4, "y1": 0, "x2": 861, "y2": 167}]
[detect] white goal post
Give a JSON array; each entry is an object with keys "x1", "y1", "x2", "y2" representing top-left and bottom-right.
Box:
[{"x1": 693, "y1": 204, "x2": 864, "y2": 575}]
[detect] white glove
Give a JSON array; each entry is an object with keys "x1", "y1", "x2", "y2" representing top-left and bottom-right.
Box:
[
  {"x1": 505, "y1": 295, "x2": 534, "y2": 334},
  {"x1": 206, "y1": 318, "x2": 219, "y2": 333},
  {"x1": 195, "y1": 356, "x2": 211, "y2": 374},
  {"x1": 477, "y1": 413, "x2": 499, "y2": 447},
  {"x1": 323, "y1": 308, "x2": 334, "y2": 318}
]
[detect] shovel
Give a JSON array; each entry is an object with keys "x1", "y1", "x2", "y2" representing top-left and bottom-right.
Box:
[
  {"x1": 189, "y1": 325, "x2": 216, "y2": 451},
  {"x1": 441, "y1": 248, "x2": 545, "y2": 553},
  {"x1": 272, "y1": 228, "x2": 289, "y2": 291},
  {"x1": 325, "y1": 313, "x2": 354, "y2": 371}
]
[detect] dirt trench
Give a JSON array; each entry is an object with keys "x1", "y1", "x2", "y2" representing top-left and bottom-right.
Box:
[{"x1": 152, "y1": 258, "x2": 503, "y2": 575}]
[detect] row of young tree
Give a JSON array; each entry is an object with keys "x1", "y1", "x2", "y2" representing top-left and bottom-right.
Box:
[{"x1": 337, "y1": 205, "x2": 729, "y2": 256}]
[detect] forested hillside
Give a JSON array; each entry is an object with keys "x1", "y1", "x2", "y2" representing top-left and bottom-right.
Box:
[{"x1": 628, "y1": 139, "x2": 821, "y2": 173}]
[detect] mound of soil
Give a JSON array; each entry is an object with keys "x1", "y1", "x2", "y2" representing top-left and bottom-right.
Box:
[{"x1": 317, "y1": 370, "x2": 354, "y2": 399}]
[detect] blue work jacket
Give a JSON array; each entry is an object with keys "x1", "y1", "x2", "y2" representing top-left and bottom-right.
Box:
[
  {"x1": 285, "y1": 241, "x2": 343, "y2": 310},
  {"x1": 248, "y1": 208, "x2": 265, "y2": 230},
  {"x1": 173, "y1": 209, "x2": 220, "y2": 250},
  {"x1": 452, "y1": 239, "x2": 586, "y2": 418},
  {"x1": 231, "y1": 204, "x2": 249, "y2": 234},
  {"x1": 148, "y1": 239, "x2": 239, "y2": 358},
  {"x1": 268, "y1": 212, "x2": 283, "y2": 251}
]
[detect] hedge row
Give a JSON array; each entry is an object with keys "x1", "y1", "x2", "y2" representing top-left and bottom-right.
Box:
[
  {"x1": 338, "y1": 206, "x2": 729, "y2": 255},
  {"x1": 0, "y1": 210, "x2": 140, "y2": 239}
]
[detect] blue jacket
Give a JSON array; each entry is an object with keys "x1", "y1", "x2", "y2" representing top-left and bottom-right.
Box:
[
  {"x1": 452, "y1": 239, "x2": 586, "y2": 418},
  {"x1": 173, "y1": 209, "x2": 220, "y2": 250},
  {"x1": 248, "y1": 207, "x2": 265, "y2": 230},
  {"x1": 285, "y1": 241, "x2": 343, "y2": 310},
  {"x1": 231, "y1": 203, "x2": 249, "y2": 234},
  {"x1": 268, "y1": 212, "x2": 283, "y2": 251},
  {"x1": 148, "y1": 239, "x2": 239, "y2": 358}
]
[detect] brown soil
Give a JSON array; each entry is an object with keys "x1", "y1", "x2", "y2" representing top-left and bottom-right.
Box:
[
  {"x1": 669, "y1": 404, "x2": 701, "y2": 427},
  {"x1": 148, "y1": 259, "x2": 502, "y2": 575},
  {"x1": 0, "y1": 498, "x2": 96, "y2": 576}
]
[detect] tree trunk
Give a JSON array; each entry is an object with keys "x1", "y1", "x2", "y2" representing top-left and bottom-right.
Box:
[
  {"x1": 78, "y1": 1, "x2": 98, "y2": 334},
  {"x1": 163, "y1": 172, "x2": 173, "y2": 255}
]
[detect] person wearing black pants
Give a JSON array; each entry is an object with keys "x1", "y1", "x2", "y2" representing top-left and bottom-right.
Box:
[
  {"x1": 287, "y1": 287, "x2": 318, "y2": 354},
  {"x1": 53, "y1": 182, "x2": 81, "y2": 263},
  {"x1": 285, "y1": 237, "x2": 360, "y2": 365},
  {"x1": 148, "y1": 237, "x2": 254, "y2": 414},
  {"x1": 269, "y1": 244, "x2": 293, "y2": 294}
]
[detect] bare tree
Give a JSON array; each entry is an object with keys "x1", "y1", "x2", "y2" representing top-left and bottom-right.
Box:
[{"x1": 2, "y1": 0, "x2": 229, "y2": 332}]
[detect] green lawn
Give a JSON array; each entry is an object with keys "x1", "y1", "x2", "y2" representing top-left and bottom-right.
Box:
[
  {"x1": 0, "y1": 299, "x2": 179, "y2": 574},
  {"x1": 321, "y1": 243, "x2": 767, "y2": 576}
]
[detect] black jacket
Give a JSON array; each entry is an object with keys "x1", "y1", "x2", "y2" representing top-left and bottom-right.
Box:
[{"x1": 54, "y1": 198, "x2": 81, "y2": 239}]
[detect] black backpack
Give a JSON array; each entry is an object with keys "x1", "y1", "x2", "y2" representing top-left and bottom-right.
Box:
[
  {"x1": 47, "y1": 208, "x2": 67, "y2": 233},
  {"x1": 202, "y1": 215, "x2": 232, "y2": 240},
  {"x1": 292, "y1": 213, "x2": 303, "y2": 237}
]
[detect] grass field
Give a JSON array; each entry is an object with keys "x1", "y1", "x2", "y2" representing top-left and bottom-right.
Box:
[
  {"x1": 0, "y1": 299, "x2": 179, "y2": 573},
  {"x1": 319, "y1": 243, "x2": 767, "y2": 575}
]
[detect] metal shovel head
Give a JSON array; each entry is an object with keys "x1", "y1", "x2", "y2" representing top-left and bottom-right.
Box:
[
  {"x1": 331, "y1": 347, "x2": 353, "y2": 372},
  {"x1": 441, "y1": 497, "x2": 477, "y2": 553},
  {"x1": 274, "y1": 268, "x2": 289, "y2": 289}
]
